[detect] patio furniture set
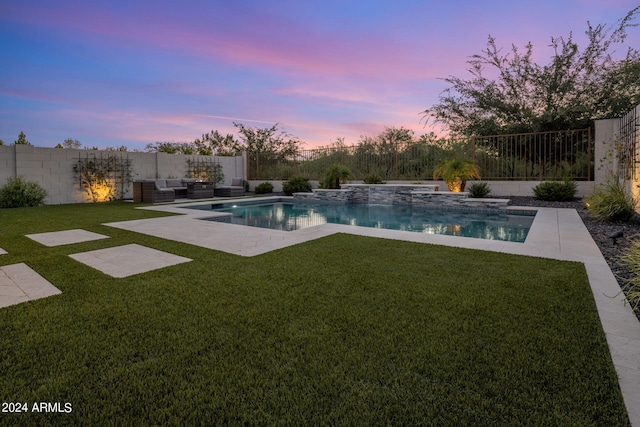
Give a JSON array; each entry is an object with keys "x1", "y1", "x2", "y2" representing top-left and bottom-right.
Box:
[{"x1": 133, "y1": 178, "x2": 244, "y2": 203}]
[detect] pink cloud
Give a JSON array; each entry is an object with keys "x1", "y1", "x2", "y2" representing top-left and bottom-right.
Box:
[{"x1": 3, "y1": 2, "x2": 441, "y2": 83}]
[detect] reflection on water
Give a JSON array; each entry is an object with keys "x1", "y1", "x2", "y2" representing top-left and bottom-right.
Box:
[{"x1": 206, "y1": 202, "x2": 535, "y2": 243}]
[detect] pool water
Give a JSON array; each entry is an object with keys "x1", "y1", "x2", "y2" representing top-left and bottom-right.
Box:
[{"x1": 194, "y1": 201, "x2": 535, "y2": 242}]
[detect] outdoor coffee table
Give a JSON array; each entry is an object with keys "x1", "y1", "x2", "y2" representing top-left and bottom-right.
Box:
[{"x1": 187, "y1": 182, "x2": 214, "y2": 199}]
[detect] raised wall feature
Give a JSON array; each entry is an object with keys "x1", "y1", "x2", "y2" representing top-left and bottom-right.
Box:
[
  {"x1": 343, "y1": 184, "x2": 439, "y2": 204},
  {"x1": 293, "y1": 189, "x2": 353, "y2": 203},
  {"x1": 292, "y1": 184, "x2": 510, "y2": 209}
]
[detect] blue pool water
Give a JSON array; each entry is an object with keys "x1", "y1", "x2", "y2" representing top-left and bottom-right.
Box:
[{"x1": 187, "y1": 201, "x2": 536, "y2": 242}]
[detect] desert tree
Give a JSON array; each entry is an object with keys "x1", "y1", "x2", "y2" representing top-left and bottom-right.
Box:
[
  {"x1": 193, "y1": 130, "x2": 241, "y2": 156},
  {"x1": 423, "y1": 7, "x2": 640, "y2": 136}
]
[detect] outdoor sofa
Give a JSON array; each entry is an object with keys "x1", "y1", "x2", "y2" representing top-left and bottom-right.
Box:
[
  {"x1": 133, "y1": 178, "x2": 200, "y2": 203},
  {"x1": 133, "y1": 178, "x2": 244, "y2": 202},
  {"x1": 214, "y1": 178, "x2": 245, "y2": 197}
]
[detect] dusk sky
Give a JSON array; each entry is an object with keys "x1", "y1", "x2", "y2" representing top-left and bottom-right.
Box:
[{"x1": 1, "y1": 1, "x2": 639, "y2": 150}]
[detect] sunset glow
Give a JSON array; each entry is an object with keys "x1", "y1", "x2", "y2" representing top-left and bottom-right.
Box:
[{"x1": 1, "y1": 1, "x2": 638, "y2": 149}]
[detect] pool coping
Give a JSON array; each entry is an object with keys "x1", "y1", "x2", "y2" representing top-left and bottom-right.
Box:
[{"x1": 104, "y1": 197, "x2": 640, "y2": 425}]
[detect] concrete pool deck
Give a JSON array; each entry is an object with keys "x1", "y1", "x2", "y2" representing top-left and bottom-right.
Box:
[{"x1": 104, "y1": 197, "x2": 640, "y2": 425}]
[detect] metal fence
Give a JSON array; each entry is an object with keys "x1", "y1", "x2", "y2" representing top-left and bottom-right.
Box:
[
  {"x1": 618, "y1": 105, "x2": 640, "y2": 180},
  {"x1": 248, "y1": 128, "x2": 593, "y2": 181}
]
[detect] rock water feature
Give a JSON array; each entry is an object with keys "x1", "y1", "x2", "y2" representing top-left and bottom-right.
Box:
[{"x1": 292, "y1": 184, "x2": 510, "y2": 209}]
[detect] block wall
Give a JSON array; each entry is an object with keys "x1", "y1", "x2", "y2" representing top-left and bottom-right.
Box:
[{"x1": 0, "y1": 146, "x2": 247, "y2": 205}]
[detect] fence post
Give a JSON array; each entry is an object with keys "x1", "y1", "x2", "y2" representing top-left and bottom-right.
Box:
[{"x1": 588, "y1": 127, "x2": 592, "y2": 182}]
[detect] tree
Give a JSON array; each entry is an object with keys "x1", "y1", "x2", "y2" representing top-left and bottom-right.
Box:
[
  {"x1": 13, "y1": 131, "x2": 31, "y2": 145},
  {"x1": 60, "y1": 138, "x2": 82, "y2": 149},
  {"x1": 145, "y1": 142, "x2": 195, "y2": 154},
  {"x1": 0, "y1": 139, "x2": 5, "y2": 146},
  {"x1": 354, "y1": 127, "x2": 416, "y2": 177},
  {"x1": 193, "y1": 130, "x2": 240, "y2": 156},
  {"x1": 423, "y1": 8, "x2": 640, "y2": 136},
  {"x1": 105, "y1": 146, "x2": 128, "y2": 152},
  {"x1": 233, "y1": 122, "x2": 302, "y2": 158}
]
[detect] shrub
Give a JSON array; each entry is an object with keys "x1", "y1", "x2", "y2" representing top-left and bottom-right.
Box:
[
  {"x1": 254, "y1": 182, "x2": 274, "y2": 194},
  {"x1": 282, "y1": 176, "x2": 312, "y2": 195},
  {"x1": 468, "y1": 182, "x2": 492, "y2": 198},
  {"x1": 319, "y1": 165, "x2": 351, "y2": 189},
  {"x1": 532, "y1": 180, "x2": 577, "y2": 201},
  {"x1": 617, "y1": 242, "x2": 640, "y2": 310},
  {"x1": 0, "y1": 177, "x2": 48, "y2": 208},
  {"x1": 584, "y1": 178, "x2": 636, "y2": 222},
  {"x1": 274, "y1": 165, "x2": 294, "y2": 180},
  {"x1": 433, "y1": 158, "x2": 480, "y2": 192},
  {"x1": 363, "y1": 173, "x2": 384, "y2": 184}
]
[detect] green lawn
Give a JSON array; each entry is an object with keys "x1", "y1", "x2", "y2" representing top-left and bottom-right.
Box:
[{"x1": 0, "y1": 202, "x2": 629, "y2": 426}]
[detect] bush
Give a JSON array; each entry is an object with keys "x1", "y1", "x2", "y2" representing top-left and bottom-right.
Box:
[
  {"x1": 584, "y1": 179, "x2": 636, "y2": 222},
  {"x1": 363, "y1": 173, "x2": 384, "y2": 184},
  {"x1": 282, "y1": 176, "x2": 312, "y2": 195},
  {"x1": 468, "y1": 182, "x2": 491, "y2": 198},
  {"x1": 532, "y1": 180, "x2": 577, "y2": 201},
  {"x1": 617, "y1": 242, "x2": 640, "y2": 311},
  {"x1": 319, "y1": 165, "x2": 351, "y2": 189},
  {"x1": 254, "y1": 182, "x2": 274, "y2": 194},
  {"x1": 0, "y1": 177, "x2": 48, "y2": 208}
]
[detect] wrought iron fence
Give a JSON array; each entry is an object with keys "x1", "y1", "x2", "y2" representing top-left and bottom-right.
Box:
[
  {"x1": 618, "y1": 105, "x2": 640, "y2": 180},
  {"x1": 248, "y1": 129, "x2": 593, "y2": 181}
]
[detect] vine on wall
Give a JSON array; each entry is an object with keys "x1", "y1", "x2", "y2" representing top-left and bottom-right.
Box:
[
  {"x1": 186, "y1": 158, "x2": 224, "y2": 186},
  {"x1": 73, "y1": 153, "x2": 133, "y2": 202}
]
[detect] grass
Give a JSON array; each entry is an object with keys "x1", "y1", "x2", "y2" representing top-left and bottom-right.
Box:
[{"x1": 0, "y1": 202, "x2": 630, "y2": 425}]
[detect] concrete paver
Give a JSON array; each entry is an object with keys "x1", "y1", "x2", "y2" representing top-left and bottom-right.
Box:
[
  {"x1": 26, "y1": 229, "x2": 110, "y2": 247},
  {"x1": 0, "y1": 263, "x2": 61, "y2": 308},
  {"x1": 68, "y1": 243, "x2": 192, "y2": 278}
]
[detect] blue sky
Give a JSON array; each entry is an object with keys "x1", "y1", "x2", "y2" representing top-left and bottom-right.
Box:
[{"x1": 1, "y1": 0, "x2": 638, "y2": 150}]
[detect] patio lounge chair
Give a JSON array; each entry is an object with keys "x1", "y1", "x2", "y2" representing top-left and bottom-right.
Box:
[{"x1": 214, "y1": 178, "x2": 245, "y2": 197}]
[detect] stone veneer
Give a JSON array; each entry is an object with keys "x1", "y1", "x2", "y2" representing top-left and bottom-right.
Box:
[{"x1": 292, "y1": 184, "x2": 510, "y2": 209}]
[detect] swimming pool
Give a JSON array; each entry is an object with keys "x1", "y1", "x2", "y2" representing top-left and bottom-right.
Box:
[{"x1": 187, "y1": 201, "x2": 536, "y2": 242}]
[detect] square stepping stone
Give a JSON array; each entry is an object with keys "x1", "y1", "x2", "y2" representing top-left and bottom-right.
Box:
[
  {"x1": 0, "y1": 263, "x2": 62, "y2": 309},
  {"x1": 0, "y1": 247, "x2": 6, "y2": 255},
  {"x1": 26, "y1": 229, "x2": 110, "y2": 247},
  {"x1": 69, "y1": 244, "x2": 191, "y2": 278}
]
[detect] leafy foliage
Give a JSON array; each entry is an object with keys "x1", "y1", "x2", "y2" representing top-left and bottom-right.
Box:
[
  {"x1": 185, "y1": 159, "x2": 224, "y2": 186},
  {"x1": 533, "y1": 180, "x2": 577, "y2": 201},
  {"x1": 145, "y1": 123, "x2": 304, "y2": 180},
  {"x1": 424, "y1": 8, "x2": 640, "y2": 136},
  {"x1": 254, "y1": 182, "x2": 274, "y2": 194},
  {"x1": 584, "y1": 178, "x2": 636, "y2": 221},
  {"x1": 13, "y1": 131, "x2": 31, "y2": 145},
  {"x1": 145, "y1": 141, "x2": 197, "y2": 154},
  {"x1": 282, "y1": 176, "x2": 312, "y2": 195},
  {"x1": 319, "y1": 165, "x2": 351, "y2": 189},
  {"x1": 234, "y1": 122, "x2": 301, "y2": 158},
  {"x1": 468, "y1": 182, "x2": 492, "y2": 198},
  {"x1": 433, "y1": 158, "x2": 480, "y2": 191},
  {"x1": 73, "y1": 153, "x2": 133, "y2": 202},
  {"x1": 193, "y1": 130, "x2": 241, "y2": 156},
  {"x1": 63, "y1": 138, "x2": 82, "y2": 149},
  {"x1": 617, "y1": 242, "x2": 640, "y2": 311},
  {"x1": 0, "y1": 177, "x2": 47, "y2": 208},
  {"x1": 363, "y1": 173, "x2": 384, "y2": 184}
]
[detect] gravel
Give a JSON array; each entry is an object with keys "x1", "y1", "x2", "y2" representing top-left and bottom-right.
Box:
[{"x1": 508, "y1": 196, "x2": 640, "y2": 321}]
